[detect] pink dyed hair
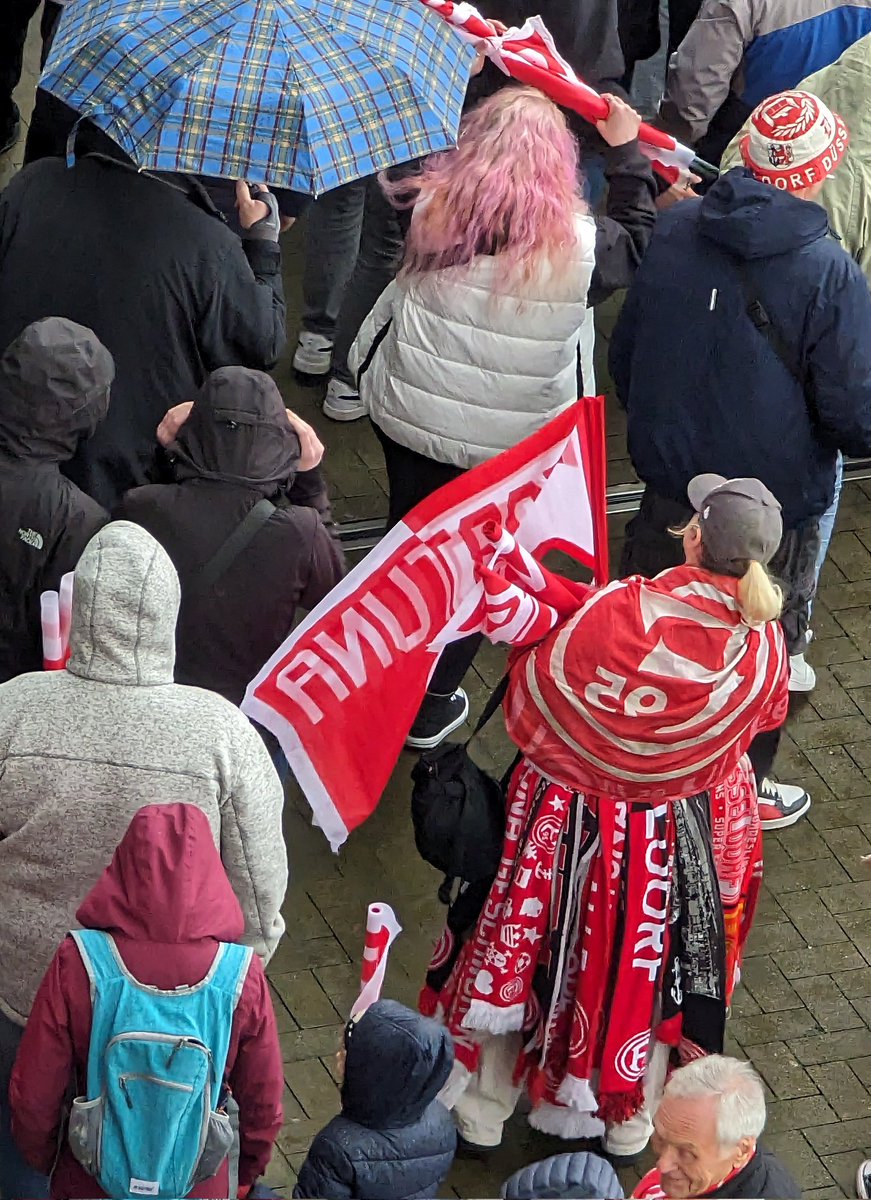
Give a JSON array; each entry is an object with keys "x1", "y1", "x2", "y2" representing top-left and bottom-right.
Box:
[{"x1": 384, "y1": 86, "x2": 586, "y2": 292}]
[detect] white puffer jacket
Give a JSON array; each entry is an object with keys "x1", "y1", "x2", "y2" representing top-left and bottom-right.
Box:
[{"x1": 349, "y1": 212, "x2": 598, "y2": 468}]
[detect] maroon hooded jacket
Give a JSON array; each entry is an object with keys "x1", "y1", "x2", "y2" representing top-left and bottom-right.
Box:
[{"x1": 10, "y1": 803, "x2": 284, "y2": 1199}]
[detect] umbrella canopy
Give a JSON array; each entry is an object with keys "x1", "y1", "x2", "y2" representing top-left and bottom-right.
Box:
[{"x1": 40, "y1": 0, "x2": 476, "y2": 194}]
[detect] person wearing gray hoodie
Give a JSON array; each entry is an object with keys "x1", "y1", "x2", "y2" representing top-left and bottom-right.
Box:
[{"x1": 0, "y1": 521, "x2": 287, "y2": 1199}]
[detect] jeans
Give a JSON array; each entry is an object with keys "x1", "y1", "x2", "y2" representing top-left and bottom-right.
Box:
[
  {"x1": 0, "y1": 1010, "x2": 50, "y2": 1200},
  {"x1": 0, "y1": 0, "x2": 41, "y2": 126},
  {"x1": 301, "y1": 175, "x2": 403, "y2": 385},
  {"x1": 300, "y1": 179, "x2": 366, "y2": 340},
  {"x1": 331, "y1": 177, "x2": 403, "y2": 387},
  {"x1": 815, "y1": 453, "x2": 843, "y2": 581}
]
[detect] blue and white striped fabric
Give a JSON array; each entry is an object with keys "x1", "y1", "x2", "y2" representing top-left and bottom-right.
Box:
[{"x1": 40, "y1": 0, "x2": 475, "y2": 194}]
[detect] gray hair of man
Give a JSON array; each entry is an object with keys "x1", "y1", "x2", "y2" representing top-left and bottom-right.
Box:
[{"x1": 660, "y1": 1055, "x2": 767, "y2": 1149}]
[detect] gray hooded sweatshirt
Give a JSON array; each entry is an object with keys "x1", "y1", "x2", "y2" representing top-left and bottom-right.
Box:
[{"x1": 0, "y1": 521, "x2": 287, "y2": 1024}]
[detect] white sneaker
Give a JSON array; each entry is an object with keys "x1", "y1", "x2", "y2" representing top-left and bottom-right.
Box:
[
  {"x1": 857, "y1": 1160, "x2": 871, "y2": 1199},
  {"x1": 788, "y1": 652, "x2": 816, "y2": 692},
  {"x1": 757, "y1": 778, "x2": 812, "y2": 830},
  {"x1": 322, "y1": 377, "x2": 365, "y2": 422},
  {"x1": 293, "y1": 331, "x2": 333, "y2": 376}
]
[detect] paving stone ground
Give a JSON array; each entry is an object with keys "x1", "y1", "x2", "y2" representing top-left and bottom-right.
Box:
[
  {"x1": 265, "y1": 248, "x2": 871, "y2": 1197},
  {"x1": 264, "y1": 272, "x2": 871, "y2": 1199},
  {"x1": 8, "y1": 25, "x2": 871, "y2": 1198}
]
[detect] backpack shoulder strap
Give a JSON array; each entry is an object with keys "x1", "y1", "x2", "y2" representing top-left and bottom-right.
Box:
[
  {"x1": 729, "y1": 256, "x2": 805, "y2": 387},
  {"x1": 209, "y1": 943, "x2": 254, "y2": 1009},
  {"x1": 465, "y1": 673, "x2": 510, "y2": 746},
  {"x1": 71, "y1": 930, "x2": 125, "y2": 994},
  {"x1": 193, "y1": 498, "x2": 276, "y2": 592}
]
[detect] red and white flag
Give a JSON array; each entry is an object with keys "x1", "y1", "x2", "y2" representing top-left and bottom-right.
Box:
[
  {"x1": 243, "y1": 397, "x2": 608, "y2": 849},
  {"x1": 422, "y1": 0, "x2": 698, "y2": 183},
  {"x1": 352, "y1": 903, "x2": 403, "y2": 1016}
]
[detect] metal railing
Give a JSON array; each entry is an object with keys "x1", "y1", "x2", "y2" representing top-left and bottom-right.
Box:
[{"x1": 337, "y1": 458, "x2": 871, "y2": 553}]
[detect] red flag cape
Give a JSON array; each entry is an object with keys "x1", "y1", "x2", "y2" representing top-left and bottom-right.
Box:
[
  {"x1": 506, "y1": 567, "x2": 789, "y2": 799},
  {"x1": 243, "y1": 397, "x2": 608, "y2": 849}
]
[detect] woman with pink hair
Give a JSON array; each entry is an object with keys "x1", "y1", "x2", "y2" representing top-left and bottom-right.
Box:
[{"x1": 349, "y1": 85, "x2": 656, "y2": 749}]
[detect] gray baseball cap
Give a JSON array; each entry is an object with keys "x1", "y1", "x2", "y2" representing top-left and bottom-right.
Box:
[{"x1": 687, "y1": 474, "x2": 783, "y2": 567}]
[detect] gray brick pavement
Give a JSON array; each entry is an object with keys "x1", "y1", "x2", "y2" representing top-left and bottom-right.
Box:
[
  {"x1": 264, "y1": 277, "x2": 871, "y2": 1194},
  {"x1": 264, "y1": 477, "x2": 871, "y2": 1198}
]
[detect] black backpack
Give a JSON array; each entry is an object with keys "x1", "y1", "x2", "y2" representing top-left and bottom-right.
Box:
[{"x1": 410, "y1": 678, "x2": 511, "y2": 902}]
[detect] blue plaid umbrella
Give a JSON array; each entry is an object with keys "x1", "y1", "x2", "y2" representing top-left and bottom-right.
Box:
[{"x1": 40, "y1": 0, "x2": 476, "y2": 194}]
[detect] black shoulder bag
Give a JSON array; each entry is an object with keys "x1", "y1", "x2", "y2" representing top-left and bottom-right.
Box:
[{"x1": 410, "y1": 675, "x2": 513, "y2": 903}]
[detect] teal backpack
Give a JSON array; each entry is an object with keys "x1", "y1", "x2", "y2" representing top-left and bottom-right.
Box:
[{"x1": 68, "y1": 929, "x2": 252, "y2": 1199}]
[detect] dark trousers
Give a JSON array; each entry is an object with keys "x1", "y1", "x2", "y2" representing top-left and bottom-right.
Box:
[
  {"x1": 618, "y1": 0, "x2": 701, "y2": 87},
  {"x1": 619, "y1": 486, "x2": 821, "y2": 783},
  {"x1": 0, "y1": 1010, "x2": 50, "y2": 1200},
  {"x1": 0, "y1": 0, "x2": 41, "y2": 125},
  {"x1": 372, "y1": 421, "x2": 481, "y2": 695}
]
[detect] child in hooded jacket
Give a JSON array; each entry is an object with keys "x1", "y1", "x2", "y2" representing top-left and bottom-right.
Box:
[
  {"x1": 293, "y1": 1000, "x2": 456, "y2": 1200},
  {"x1": 9, "y1": 803, "x2": 284, "y2": 1200}
]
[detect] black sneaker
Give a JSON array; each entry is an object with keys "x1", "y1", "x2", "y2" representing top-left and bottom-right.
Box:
[
  {"x1": 858, "y1": 1161, "x2": 871, "y2": 1199},
  {"x1": 0, "y1": 103, "x2": 21, "y2": 156},
  {"x1": 757, "y1": 777, "x2": 811, "y2": 830},
  {"x1": 406, "y1": 688, "x2": 470, "y2": 750}
]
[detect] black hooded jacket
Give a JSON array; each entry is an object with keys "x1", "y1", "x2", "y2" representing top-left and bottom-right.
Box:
[
  {"x1": 0, "y1": 318, "x2": 113, "y2": 683},
  {"x1": 293, "y1": 1001, "x2": 457, "y2": 1200},
  {"x1": 0, "y1": 152, "x2": 285, "y2": 508},
  {"x1": 115, "y1": 367, "x2": 344, "y2": 706}
]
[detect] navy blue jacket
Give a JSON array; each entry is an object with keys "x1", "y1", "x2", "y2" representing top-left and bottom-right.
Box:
[
  {"x1": 610, "y1": 168, "x2": 871, "y2": 529},
  {"x1": 293, "y1": 1001, "x2": 456, "y2": 1200}
]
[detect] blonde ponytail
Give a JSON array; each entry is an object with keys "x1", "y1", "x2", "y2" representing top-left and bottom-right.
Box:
[{"x1": 737, "y1": 560, "x2": 783, "y2": 625}]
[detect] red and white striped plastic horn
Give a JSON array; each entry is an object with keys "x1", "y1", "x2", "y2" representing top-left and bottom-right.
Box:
[{"x1": 351, "y1": 903, "x2": 403, "y2": 1017}]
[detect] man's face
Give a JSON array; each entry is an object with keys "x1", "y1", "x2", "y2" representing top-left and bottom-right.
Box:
[{"x1": 652, "y1": 1094, "x2": 755, "y2": 1198}]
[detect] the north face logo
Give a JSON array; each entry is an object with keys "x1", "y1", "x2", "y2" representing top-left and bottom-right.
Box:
[{"x1": 18, "y1": 528, "x2": 44, "y2": 550}]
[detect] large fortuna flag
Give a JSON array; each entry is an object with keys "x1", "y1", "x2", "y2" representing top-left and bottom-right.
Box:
[
  {"x1": 243, "y1": 398, "x2": 608, "y2": 850},
  {"x1": 421, "y1": 0, "x2": 706, "y2": 184}
]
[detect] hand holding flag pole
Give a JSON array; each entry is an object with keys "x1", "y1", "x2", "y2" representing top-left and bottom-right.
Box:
[{"x1": 422, "y1": 0, "x2": 718, "y2": 185}]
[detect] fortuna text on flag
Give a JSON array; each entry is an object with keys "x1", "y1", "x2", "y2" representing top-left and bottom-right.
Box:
[{"x1": 243, "y1": 398, "x2": 608, "y2": 850}]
